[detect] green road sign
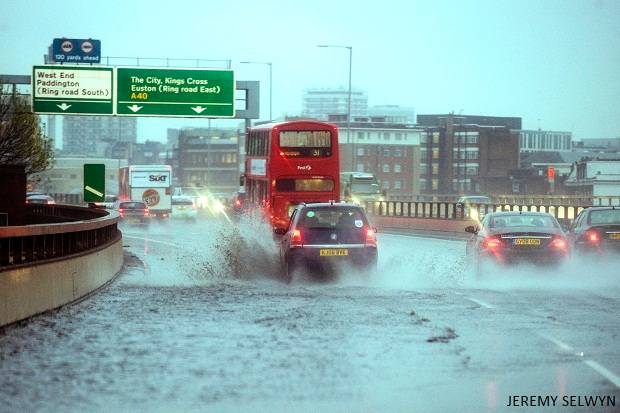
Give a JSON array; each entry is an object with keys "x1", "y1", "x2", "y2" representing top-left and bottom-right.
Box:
[
  {"x1": 83, "y1": 164, "x2": 106, "y2": 203},
  {"x1": 32, "y1": 65, "x2": 113, "y2": 115},
  {"x1": 116, "y1": 67, "x2": 235, "y2": 117}
]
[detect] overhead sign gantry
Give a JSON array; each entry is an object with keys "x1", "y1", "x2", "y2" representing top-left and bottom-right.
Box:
[{"x1": 31, "y1": 65, "x2": 235, "y2": 118}]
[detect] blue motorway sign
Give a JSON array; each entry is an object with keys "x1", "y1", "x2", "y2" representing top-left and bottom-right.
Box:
[{"x1": 51, "y1": 38, "x2": 101, "y2": 63}]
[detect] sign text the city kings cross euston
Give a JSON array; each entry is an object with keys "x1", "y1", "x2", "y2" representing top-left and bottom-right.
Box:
[{"x1": 116, "y1": 67, "x2": 235, "y2": 118}]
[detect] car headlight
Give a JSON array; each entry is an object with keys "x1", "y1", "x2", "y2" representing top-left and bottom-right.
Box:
[
  {"x1": 213, "y1": 200, "x2": 225, "y2": 212},
  {"x1": 470, "y1": 208, "x2": 479, "y2": 221}
]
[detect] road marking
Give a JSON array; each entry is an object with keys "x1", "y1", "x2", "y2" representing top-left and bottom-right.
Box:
[
  {"x1": 123, "y1": 234, "x2": 180, "y2": 248},
  {"x1": 85, "y1": 185, "x2": 103, "y2": 197},
  {"x1": 539, "y1": 333, "x2": 620, "y2": 389},
  {"x1": 584, "y1": 360, "x2": 620, "y2": 389},
  {"x1": 467, "y1": 297, "x2": 494, "y2": 309},
  {"x1": 538, "y1": 333, "x2": 573, "y2": 352}
]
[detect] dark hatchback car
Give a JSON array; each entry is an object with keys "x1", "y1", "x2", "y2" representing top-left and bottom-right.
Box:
[
  {"x1": 114, "y1": 200, "x2": 150, "y2": 224},
  {"x1": 276, "y1": 202, "x2": 378, "y2": 281},
  {"x1": 466, "y1": 211, "x2": 569, "y2": 275},
  {"x1": 567, "y1": 207, "x2": 620, "y2": 255}
]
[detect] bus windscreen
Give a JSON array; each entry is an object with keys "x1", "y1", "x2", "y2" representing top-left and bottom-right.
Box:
[
  {"x1": 279, "y1": 131, "x2": 332, "y2": 157},
  {"x1": 275, "y1": 178, "x2": 334, "y2": 192}
]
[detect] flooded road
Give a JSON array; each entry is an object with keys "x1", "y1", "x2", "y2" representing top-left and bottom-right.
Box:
[{"x1": 1, "y1": 217, "x2": 619, "y2": 412}]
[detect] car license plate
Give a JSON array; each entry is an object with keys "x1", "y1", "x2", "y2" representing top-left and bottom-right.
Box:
[
  {"x1": 319, "y1": 249, "x2": 348, "y2": 256},
  {"x1": 609, "y1": 233, "x2": 620, "y2": 240},
  {"x1": 514, "y1": 238, "x2": 541, "y2": 246}
]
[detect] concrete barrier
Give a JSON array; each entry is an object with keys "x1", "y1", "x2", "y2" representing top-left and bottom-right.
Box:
[
  {"x1": 0, "y1": 236, "x2": 123, "y2": 327},
  {"x1": 372, "y1": 216, "x2": 477, "y2": 240}
]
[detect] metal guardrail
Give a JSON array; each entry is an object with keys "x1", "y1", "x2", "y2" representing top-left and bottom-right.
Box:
[
  {"x1": 364, "y1": 201, "x2": 591, "y2": 222},
  {"x1": 0, "y1": 204, "x2": 120, "y2": 269},
  {"x1": 49, "y1": 193, "x2": 83, "y2": 205},
  {"x1": 388, "y1": 194, "x2": 620, "y2": 206}
]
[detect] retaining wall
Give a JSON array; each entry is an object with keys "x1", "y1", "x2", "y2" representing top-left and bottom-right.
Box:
[{"x1": 0, "y1": 236, "x2": 123, "y2": 327}]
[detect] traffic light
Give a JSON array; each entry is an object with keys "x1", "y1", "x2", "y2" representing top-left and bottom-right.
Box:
[{"x1": 547, "y1": 166, "x2": 555, "y2": 180}]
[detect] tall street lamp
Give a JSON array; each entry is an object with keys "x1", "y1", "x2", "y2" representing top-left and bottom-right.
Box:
[
  {"x1": 240, "y1": 61, "x2": 273, "y2": 121},
  {"x1": 317, "y1": 45, "x2": 353, "y2": 169}
]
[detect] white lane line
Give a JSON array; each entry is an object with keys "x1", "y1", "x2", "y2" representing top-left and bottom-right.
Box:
[
  {"x1": 539, "y1": 333, "x2": 620, "y2": 389},
  {"x1": 584, "y1": 360, "x2": 620, "y2": 389},
  {"x1": 123, "y1": 235, "x2": 181, "y2": 248},
  {"x1": 538, "y1": 333, "x2": 574, "y2": 352},
  {"x1": 466, "y1": 297, "x2": 494, "y2": 309}
]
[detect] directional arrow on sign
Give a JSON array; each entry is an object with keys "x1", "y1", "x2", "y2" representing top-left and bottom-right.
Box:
[
  {"x1": 191, "y1": 106, "x2": 206, "y2": 114},
  {"x1": 127, "y1": 104, "x2": 143, "y2": 112},
  {"x1": 56, "y1": 103, "x2": 72, "y2": 111}
]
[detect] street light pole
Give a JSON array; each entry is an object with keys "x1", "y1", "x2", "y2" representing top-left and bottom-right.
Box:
[
  {"x1": 317, "y1": 45, "x2": 353, "y2": 169},
  {"x1": 240, "y1": 61, "x2": 273, "y2": 121}
]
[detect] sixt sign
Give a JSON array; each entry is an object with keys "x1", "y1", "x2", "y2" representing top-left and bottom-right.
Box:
[{"x1": 51, "y1": 38, "x2": 101, "y2": 63}]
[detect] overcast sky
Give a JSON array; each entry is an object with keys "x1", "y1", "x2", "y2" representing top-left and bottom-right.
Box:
[{"x1": 2, "y1": 0, "x2": 619, "y2": 143}]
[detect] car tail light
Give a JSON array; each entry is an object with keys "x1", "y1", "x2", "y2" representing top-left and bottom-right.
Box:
[
  {"x1": 586, "y1": 230, "x2": 600, "y2": 243},
  {"x1": 291, "y1": 229, "x2": 302, "y2": 246},
  {"x1": 482, "y1": 237, "x2": 502, "y2": 250},
  {"x1": 235, "y1": 199, "x2": 241, "y2": 207},
  {"x1": 143, "y1": 209, "x2": 149, "y2": 216},
  {"x1": 365, "y1": 228, "x2": 377, "y2": 247},
  {"x1": 549, "y1": 237, "x2": 567, "y2": 250},
  {"x1": 118, "y1": 208, "x2": 124, "y2": 215}
]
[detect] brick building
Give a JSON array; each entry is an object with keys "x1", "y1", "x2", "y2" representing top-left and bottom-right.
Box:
[
  {"x1": 417, "y1": 114, "x2": 521, "y2": 196},
  {"x1": 330, "y1": 117, "x2": 423, "y2": 197},
  {"x1": 174, "y1": 128, "x2": 240, "y2": 194}
]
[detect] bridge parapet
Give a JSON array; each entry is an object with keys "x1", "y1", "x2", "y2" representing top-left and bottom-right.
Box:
[
  {"x1": 1, "y1": 205, "x2": 119, "y2": 268},
  {"x1": 0, "y1": 205, "x2": 122, "y2": 327}
]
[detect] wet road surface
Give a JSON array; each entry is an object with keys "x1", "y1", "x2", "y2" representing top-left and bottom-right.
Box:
[{"x1": 1, "y1": 217, "x2": 619, "y2": 412}]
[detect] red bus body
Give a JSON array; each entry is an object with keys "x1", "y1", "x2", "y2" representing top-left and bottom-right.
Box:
[{"x1": 244, "y1": 120, "x2": 340, "y2": 230}]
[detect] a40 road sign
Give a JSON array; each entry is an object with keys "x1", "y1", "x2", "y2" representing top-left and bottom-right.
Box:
[{"x1": 116, "y1": 67, "x2": 235, "y2": 117}]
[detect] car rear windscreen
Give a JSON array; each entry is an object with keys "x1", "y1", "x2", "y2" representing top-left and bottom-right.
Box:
[
  {"x1": 589, "y1": 209, "x2": 620, "y2": 225},
  {"x1": 172, "y1": 199, "x2": 194, "y2": 206},
  {"x1": 489, "y1": 214, "x2": 559, "y2": 228},
  {"x1": 299, "y1": 207, "x2": 366, "y2": 229},
  {"x1": 120, "y1": 202, "x2": 146, "y2": 209}
]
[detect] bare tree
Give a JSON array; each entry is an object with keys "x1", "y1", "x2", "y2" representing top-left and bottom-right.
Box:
[{"x1": 0, "y1": 81, "x2": 54, "y2": 174}]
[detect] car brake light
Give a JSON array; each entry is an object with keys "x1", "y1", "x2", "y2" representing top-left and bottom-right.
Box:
[
  {"x1": 235, "y1": 199, "x2": 241, "y2": 207},
  {"x1": 143, "y1": 209, "x2": 149, "y2": 216},
  {"x1": 365, "y1": 228, "x2": 377, "y2": 247},
  {"x1": 291, "y1": 229, "x2": 302, "y2": 246},
  {"x1": 549, "y1": 238, "x2": 567, "y2": 250},
  {"x1": 482, "y1": 237, "x2": 501, "y2": 249},
  {"x1": 586, "y1": 230, "x2": 600, "y2": 243}
]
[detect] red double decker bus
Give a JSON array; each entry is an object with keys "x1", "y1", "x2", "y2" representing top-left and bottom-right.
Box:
[{"x1": 244, "y1": 120, "x2": 340, "y2": 230}]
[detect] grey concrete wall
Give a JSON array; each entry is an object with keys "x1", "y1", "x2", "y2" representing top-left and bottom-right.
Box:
[{"x1": 0, "y1": 238, "x2": 123, "y2": 327}]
